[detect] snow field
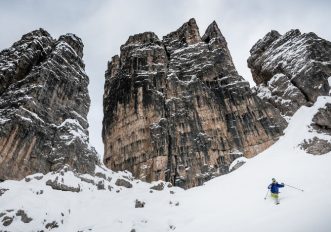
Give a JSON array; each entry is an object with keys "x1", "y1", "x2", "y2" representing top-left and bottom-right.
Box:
[{"x1": 1, "y1": 97, "x2": 331, "y2": 232}]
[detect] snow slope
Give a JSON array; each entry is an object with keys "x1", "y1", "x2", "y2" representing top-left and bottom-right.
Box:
[{"x1": 1, "y1": 97, "x2": 331, "y2": 232}]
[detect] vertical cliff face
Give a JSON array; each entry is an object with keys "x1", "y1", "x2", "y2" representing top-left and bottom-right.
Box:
[
  {"x1": 248, "y1": 29, "x2": 331, "y2": 117},
  {"x1": 103, "y1": 19, "x2": 286, "y2": 188},
  {"x1": 0, "y1": 29, "x2": 98, "y2": 180}
]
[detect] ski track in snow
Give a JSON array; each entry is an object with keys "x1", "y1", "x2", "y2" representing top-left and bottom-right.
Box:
[{"x1": 1, "y1": 97, "x2": 331, "y2": 232}]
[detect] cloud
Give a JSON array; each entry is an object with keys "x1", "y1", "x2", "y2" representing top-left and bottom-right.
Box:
[{"x1": 1, "y1": 0, "x2": 330, "y2": 156}]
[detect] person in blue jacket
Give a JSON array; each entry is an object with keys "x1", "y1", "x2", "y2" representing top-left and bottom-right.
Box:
[{"x1": 268, "y1": 178, "x2": 285, "y2": 204}]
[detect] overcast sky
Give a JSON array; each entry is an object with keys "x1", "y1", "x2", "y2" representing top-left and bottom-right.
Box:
[{"x1": 1, "y1": 0, "x2": 330, "y2": 155}]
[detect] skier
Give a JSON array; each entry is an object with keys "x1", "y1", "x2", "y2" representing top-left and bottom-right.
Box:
[{"x1": 268, "y1": 178, "x2": 284, "y2": 204}]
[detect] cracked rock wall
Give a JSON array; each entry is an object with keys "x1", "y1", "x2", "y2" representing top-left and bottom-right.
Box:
[
  {"x1": 103, "y1": 19, "x2": 286, "y2": 188},
  {"x1": 248, "y1": 29, "x2": 331, "y2": 117},
  {"x1": 0, "y1": 29, "x2": 98, "y2": 180}
]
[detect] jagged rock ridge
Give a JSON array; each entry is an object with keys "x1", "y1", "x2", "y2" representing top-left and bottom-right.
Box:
[
  {"x1": 248, "y1": 29, "x2": 331, "y2": 117},
  {"x1": 103, "y1": 18, "x2": 286, "y2": 188},
  {"x1": 248, "y1": 29, "x2": 331, "y2": 155},
  {"x1": 0, "y1": 29, "x2": 98, "y2": 180}
]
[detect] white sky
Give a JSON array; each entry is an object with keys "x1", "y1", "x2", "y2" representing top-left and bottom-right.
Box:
[{"x1": 1, "y1": 0, "x2": 330, "y2": 155}]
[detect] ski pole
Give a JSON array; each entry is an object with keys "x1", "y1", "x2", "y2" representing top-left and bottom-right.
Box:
[
  {"x1": 264, "y1": 189, "x2": 269, "y2": 200},
  {"x1": 285, "y1": 184, "x2": 304, "y2": 192}
]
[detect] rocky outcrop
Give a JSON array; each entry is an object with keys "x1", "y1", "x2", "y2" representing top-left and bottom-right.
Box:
[
  {"x1": 115, "y1": 178, "x2": 133, "y2": 188},
  {"x1": 135, "y1": 199, "x2": 145, "y2": 208},
  {"x1": 253, "y1": 73, "x2": 307, "y2": 117},
  {"x1": 312, "y1": 103, "x2": 331, "y2": 130},
  {"x1": 0, "y1": 29, "x2": 98, "y2": 180},
  {"x1": 301, "y1": 103, "x2": 331, "y2": 155},
  {"x1": 301, "y1": 137, "x2": 331, "y2": 155},
  {"x1": 103, "y1": 19, "x2": 286, "y2": 188},
  {"x1": 248, "y1": 29, "x2": 331, "y2": 117},
  {"x1": 16, "y1": 210, "x2": 33, "y2": 223}
]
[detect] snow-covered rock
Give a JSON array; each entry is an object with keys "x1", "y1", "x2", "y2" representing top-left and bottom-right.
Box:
[
  {"x1": 248, "y1": 29, "x2": 331, "y2": 118},
  {"x1": 301, "y1": 101, "x2": 331, "y2": 155},
  {"x1": 0, "y1": 29, "x2": 98, "y2": 181},
  {"x1": 254, "y1": 73, "x2": 307, "y2": 117},
  {"x1": 0, "y1": 165, "x2": 181, "y2": 231}
]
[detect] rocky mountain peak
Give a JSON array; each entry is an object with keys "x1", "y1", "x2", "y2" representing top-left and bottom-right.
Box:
[
  {"x1": 0, "y1": 29, "x2": 98, "y2": 180},
  {"x1": 202, "y1": 20, "x2": 223, "y2": 41},
  {"x1": 162, "y1": 18, "x2": 202, "y2": 53},
  {"x1": 117, "y1": 31, "x2": 165, "y2": 74},
  {"x1": 249, "y1": 30, "x2": 281, "y2": 61},
  {"x1": 103, "y1": 19, "x2": 286, "y2": 188},
  {"x1": 248, "y1": 29, "x2": 331, "y2": 117},
  {"x1": 58, "y1": 33, "x2": 84, "y2": 59},
  {"x1": 202, "y1": 20, "x2": 238, "y2": 77},
  {"x1": 17, "y1": 28, "x2": 53, "y2": 45},
  {"x1": 0, "y1": 29, "x2": 53, "y2": 95},
  {"x1": 105, "y1": 55, "x2": 121, "y2": 80},
  {"x1": 123, "y1": 32, "x2": 161, "y2": 48}
]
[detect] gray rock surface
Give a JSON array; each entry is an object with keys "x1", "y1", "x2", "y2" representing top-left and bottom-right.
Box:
[
  {"x1": 299, "y1": 102, "x2": 331, "y2": 155},
  {"x1": 97, "y1": 180, "x2": 105, "y2": 190},
  {"x1": 135, "y1": 199, "x2": 145, "y2": 208},
  {"x1": 312, "y1": 103, "x2": 331, "y2": 130},
  {"x1": 254, "y1": 73, "x2": 307, "y2": 117},
  {"x1": 103, "y1": 18, "x2": 286, "y2": 188},
  {"x1": 2, "y1": 215, "x2": 13, "y2": 226},
  {"x1": 301, "y1": 137, "x2": 331, "y2": 155},
  {"x1": 16, "y1": 209, "x2": 33, "y2": 223},
  {"x1": 0, "y1": 29, "x2": 99, "y2": 180},
  {"x1": 150, "y1": 182, "x2": 165, "y2": 191},
  {"x1": 45, "y1": 221, "x2": 59, "y2": 229},
  {"x1": 0, "y1": 188, "x2": 8, "y2": 196},
  {"x1": 46, "y1": 177, "x2": 81, "y2": 192},
  {"x1": 115, "y1": 178, "x2": 133, "y2": 188},
  {"x1": 248, "y1": 29, "x2": 331, "y2": 116}
]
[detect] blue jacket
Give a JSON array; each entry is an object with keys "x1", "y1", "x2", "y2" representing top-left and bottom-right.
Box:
[{"x1": 268, "y1": 182, "x2": 284, "y2": 194}]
